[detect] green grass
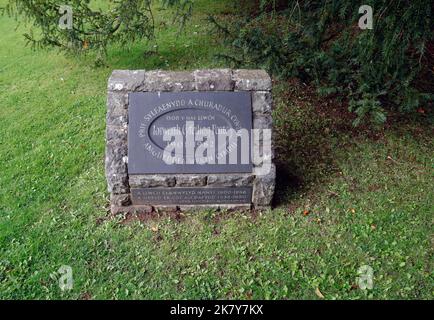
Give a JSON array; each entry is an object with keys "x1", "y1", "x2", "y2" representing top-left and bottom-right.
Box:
[{"x1": 0, "y1": 0, "x2": 433, "y2": 299}]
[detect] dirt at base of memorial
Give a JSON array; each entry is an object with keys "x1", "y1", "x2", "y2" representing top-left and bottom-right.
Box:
[{"x1": 0, "y1": 0, "x2": 432, "y2": 299}]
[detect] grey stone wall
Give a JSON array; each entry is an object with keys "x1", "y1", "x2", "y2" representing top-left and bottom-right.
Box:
[{"x1": 106, "y1": 69, "x2": 275, "y2": 214}]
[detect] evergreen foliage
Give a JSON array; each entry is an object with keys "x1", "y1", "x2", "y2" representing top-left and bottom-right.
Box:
[
  {"x1": 4, "y1": 0, "x2": 192, "y2": 65},
  {"x1": 212, "y1": 0, "x2": 434, "y2": 124},
  {"x1": 3, "y1": 0, "x2": 433, "y2": 123}
]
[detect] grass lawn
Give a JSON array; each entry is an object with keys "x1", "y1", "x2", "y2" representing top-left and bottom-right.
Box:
[{"x1": 0, "y1": 0, "x2": 432, "y2": 299}]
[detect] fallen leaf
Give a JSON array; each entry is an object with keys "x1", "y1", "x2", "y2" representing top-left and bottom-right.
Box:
[{"x1": 315, "y1": 287, "x2": 325, "y2": 299}]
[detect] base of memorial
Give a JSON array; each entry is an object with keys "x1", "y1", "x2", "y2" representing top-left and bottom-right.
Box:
[
  {"x1": 106, "y1": 69, "x2": 276, "y2": 213},
  {"x1": 110, "y1": 203, "x2": 255, "y2": 215}
]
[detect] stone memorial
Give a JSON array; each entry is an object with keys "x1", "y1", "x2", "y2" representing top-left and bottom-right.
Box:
[{"x1": 106, "y1": 69, "x2": 275, "y2": 214}]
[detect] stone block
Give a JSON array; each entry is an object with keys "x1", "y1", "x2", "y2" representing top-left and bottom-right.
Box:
[
  {"x1": 108, "y1": 70, "x2": 145, "y2": 91},
  {"x1": 105, "y1": 138, "x2": 129, "y2": 194},
  {"x1": 252, "y1": 164, "x2": 276, "y2": 206},
  {"x1": 106, "y1": 92, "x2": 128, "y2": 126},
  {"x1": 129, "y1": 175, "x2": 176, "y2": 188},
  {"x1": 140, "y1": 70, "x2": 195, "y2": 92},
  {"x1": 207, "y1": 174, "x2": 254, "y2": 187},
  {"x1": 233, "y1": 69, "x2": 272, "y2": 91},
  {"x1": 106, "y1": 69, "x2": 275, "y2": 213},
  {"x1": 176, "y1": 175, "x2": 207, "y2": 187},
  {"x1": 253, "y1": 115, "x2": 273, "y2": 130},
  {"x1": 252, "y1": 91, "x2": 272, "y2": 114},
  {"x1": 110, "y1": 194, "x2": 131, "y2": 207},
  {"x1": 193, "y1": 69, "x2": 234, "y2": 91},
  {"x1": 178, "y1": 204, "x2": 220, "y2": 212}
]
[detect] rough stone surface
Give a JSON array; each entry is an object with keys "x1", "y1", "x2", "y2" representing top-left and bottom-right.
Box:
[
  {"x1": 252, "y1": 140, "x2": 275, "y2": 164},
  {"x1": 193, "y1": 69, "x2": 234, "y2": 91},
  {"x1": 233, "y1": 69, "x2": 272, "y2": 91},
  {"x1": 105, "y1": 133, "x2": 129, "y2": 194},
  {"x1": 107, "y1": 92, "x2": 128, "y2": 126},
  {"x1": 252, "y1": 164, "x2": 276, "y2": 206},
  {"x1": 111, "y1": 194, "x2": 131, "y2": 207},
  {"x1": 178, "y1": 204, "x2": 251, "y2": 212},
  {"x1": 129, "y1": 175, "x2": 176, "y2": 188},
  {"x1": 253, "y1": 115, "x2": 273, "y2": 130},
  {"x1": 106, "y1": 126, "x2": 127, "y2": 143},
  {"x1": 106, "y1": 171, "x2": 129, "y2": 194},
  {"x1": 252, "y1": 116, "x2": 274, "y2": 166},
  {"x1": 140, "y1": 70, "x2": 195, "y2": 92},
  {"x1": 207, "y1": 174, "x2": 254, "y2": 187},
  {"x1": 108, "y1": 70, "x2": 145, "y2": 92},
  {"x1": 252, "y1": 91, "x2": 272, "y2": 114},
  {"x1": 176, "y1": 175, "x2": 207, "y2": 187}
]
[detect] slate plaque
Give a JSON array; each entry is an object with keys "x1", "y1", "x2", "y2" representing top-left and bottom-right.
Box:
[
  {"x1": 131, "y1": 187, "x2": 253, "y2": 205},
  {"x1": 128, "y1": 92, "x2": 253, "y2": 174}
]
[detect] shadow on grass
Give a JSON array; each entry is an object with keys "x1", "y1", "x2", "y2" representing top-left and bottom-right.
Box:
[{"x1": 272, "y1": 78, "x2": 433, "y2": 207}]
